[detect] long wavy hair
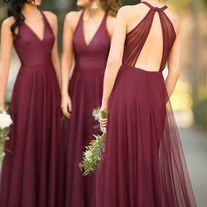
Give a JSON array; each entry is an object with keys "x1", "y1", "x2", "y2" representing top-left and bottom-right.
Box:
[
  {"x1": 100, "y1": 0, "x2": 121, "y2": 16},
  {"x1": 7, "y1": 0, "x2": 26, "y2": 38}
]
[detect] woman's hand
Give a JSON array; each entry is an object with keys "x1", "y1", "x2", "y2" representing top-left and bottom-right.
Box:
[
  {"x1": 98, "y1": 106, "x2": 108, "y2": 133},
  {"x1": 61, "y1": 93, "x2": 72, "y2": 118}
]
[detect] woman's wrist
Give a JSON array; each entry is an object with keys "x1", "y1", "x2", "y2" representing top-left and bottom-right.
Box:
[
  {"x1": 61, "y1": 89, "x2": 69, "y2": 96},
  {"x1": 61, "y1": 81, "x2": 70, "y2": 95},
  {"x1": 101, "y1": 101, "x2": 108, "y2": 111}
]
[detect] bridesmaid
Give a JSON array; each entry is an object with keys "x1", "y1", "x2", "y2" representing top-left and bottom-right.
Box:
[
  {"x1": 61, "y1": 0, "x2": 119, "y2": 206},
  {"x1": 98, "y1": 0, "x2": 197, "y2": 207},
  {"x1": 0, "y1": 1, "x2": 64, "y2": 207}
]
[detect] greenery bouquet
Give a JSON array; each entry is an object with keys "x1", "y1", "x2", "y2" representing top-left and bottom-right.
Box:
[{"x1": 79, "y1": 109, "x2": 108, "y2": 176}]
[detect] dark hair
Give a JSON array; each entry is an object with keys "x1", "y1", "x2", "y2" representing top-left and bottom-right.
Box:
[
  {"x1": 100, "y1": 0, "x2": 121, "y2": 16},
  {"x1": 7, "y1": 0, "x2": 26, "y2": 38}
]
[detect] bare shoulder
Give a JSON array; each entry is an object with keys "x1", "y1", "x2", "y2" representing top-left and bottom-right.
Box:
[
  {"x1": 65, "y1": 11, "x2": 82, "y2": 26},
  {"x1": 106, "y1": 14, "x2": 116, "y2": 28},
  {"x1": 64, "y1": 10, "x2": 82, "y2": 31},
  {"x1": 1, "y1": 16, "x2": 15, "y2": 30},
  {"x1": 114, "y1": 5, "x2": 134, "y2": 24},
  {"x1": 43, "y1": 11, "x2": 57, "y2": 19},
  {"x1": 1, "y1": 17, "x2": 16, "y2": 38},
  {"x1": 106, "y1": 14, "x2": 116, "y2": 36},
  {"x1": 43, "y1": 11, "x2": 57, "y2": 27},
  {"x1": 165, "y1": 9, "x2": 180, "y2": 32},
  {"x1": 117, "y1": 5, "x2": 133, "y2": 16},
  {"x1": 65, "y1": 10, "x2": 82, "y2": 21},
  {"x1": 118, "y1": 4, "x2": 146, "y2": 21}
]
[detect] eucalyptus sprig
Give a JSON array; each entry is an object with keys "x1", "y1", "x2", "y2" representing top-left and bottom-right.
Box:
[{"x1": 79, "y1": 109, "x2": 108, "y2": 176}]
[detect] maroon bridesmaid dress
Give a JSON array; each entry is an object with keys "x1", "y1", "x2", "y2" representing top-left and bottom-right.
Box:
[
  {"x1": 64, "y1": 11, "x2": 110, "y2": 207},
  {"x1": 0, "y1": 11, "x2": 64, "y2": 207},
  {"x1": 96, "y1": 2, "x2": 197, "y2": 207}
]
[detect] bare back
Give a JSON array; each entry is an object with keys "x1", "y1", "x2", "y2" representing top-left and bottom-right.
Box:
[{"x1": 122, "y1": 1, "x2": 177, "y2": 72}]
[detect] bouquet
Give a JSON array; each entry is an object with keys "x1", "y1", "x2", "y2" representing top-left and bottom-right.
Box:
[
  {"x1": 0, "y1": 109, "x2": 13, "y2": 162},
  {"x1": 79, "y1": 109, "x2": 108, "y2": 176}
]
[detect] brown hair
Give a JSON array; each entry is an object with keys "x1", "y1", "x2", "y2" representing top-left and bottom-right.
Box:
[{"x1": 100, "y1": 0, "x2": 121, "y2": 16}]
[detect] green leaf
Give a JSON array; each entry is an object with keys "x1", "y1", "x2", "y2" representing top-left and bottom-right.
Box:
[{"x1": 79, "y1": 133, "x2": 105, "y2": 176}]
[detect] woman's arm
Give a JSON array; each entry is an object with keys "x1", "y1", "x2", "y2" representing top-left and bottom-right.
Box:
[
  {"x1": 45, "y1": 12, "x2": 61, "y2": 86},
  {"x1": 0, "y1": 18, "x2": 14, "y2": 111},
  {"x1": 61, "y1": 12, "x2": 75, "y2": 96},
  {"x1": 60, "y1": 12, "x2": 77, "y2": 118},
  {"x1": 101, "y1": 7, "x2": 127, "y2": 110},
  {"x1": 166, "y1": 16, "x2": 181, "y2": 97},
  {"x1": 106, "y1": 15, "x2": 116, "y2": 39}
]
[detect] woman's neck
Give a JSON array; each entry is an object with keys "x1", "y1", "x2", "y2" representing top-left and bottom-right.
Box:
[
  {"x1": 141, "y1": 0, "x2": 164, "y2": 6},
  {"x1": 21, "y1": 4, "x2": 39, "y2": 17},
  {"x1": 84, "y1": 4, "x2": 105, "y2": 18}
]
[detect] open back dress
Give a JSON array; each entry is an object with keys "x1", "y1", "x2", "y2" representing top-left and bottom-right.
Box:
[{"x1": 96, "y1": 2, "x2": 197, "y2": 207}]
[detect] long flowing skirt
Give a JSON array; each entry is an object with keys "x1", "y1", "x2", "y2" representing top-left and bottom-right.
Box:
[
  {"x1": 0, "y1": 63, "x2": 64, "y2": 207},
  {"x1": 64, "y1": 68, "x2": 105, "y2": 207},
  {"x1": 96, "y1": 65, "x2": 197, "y2": 207}
]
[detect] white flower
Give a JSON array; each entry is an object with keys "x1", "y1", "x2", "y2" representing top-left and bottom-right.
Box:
[
  {"x1": 92, "y1": 107, "x2": 100, "y2": 121},
  {"x1": 0, "y1": 111, "x2": 13, "y2": 129},
  {"x1": 5, "y1": 136, "x2": 10, "y2": 141}
]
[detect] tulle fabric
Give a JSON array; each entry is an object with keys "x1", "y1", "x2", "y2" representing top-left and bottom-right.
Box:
[
  {"x1": 96, "y1": 66, "x2": 197, "y2": 207},
  {"x1": 160, "y1": 100, "x2": 197, "y2": 207},
  {"x1": 64, "y1": 11, "x2": 110, "y2": 207},
  {"x1": 0, "y1": 11, "x2": 64, "y2": 207},
  {"x1": 123, "y1": 3, "x2": 176, "y2": 71},
  {"x1": 96, "y1": 1, "x2": 197, "y2": 206}
]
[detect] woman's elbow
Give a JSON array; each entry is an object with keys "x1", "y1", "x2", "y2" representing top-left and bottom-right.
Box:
[
  {"x1": 106, "y1": 58, "x2": 120, "y2": 70},
  {"x1": 168, "y1": 67, "x2": 180, "y2": 79}
]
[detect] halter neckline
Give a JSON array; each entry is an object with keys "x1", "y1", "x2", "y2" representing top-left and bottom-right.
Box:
[
  {"x1": 142, "y1": 1, "x2": 167, "y2": 11},
  {"x1": 123, "y1": 1, "x2": 176, "y2": 72},
  {"x1": 23, "y1": 10, "x2": 46, "y2": 42}
]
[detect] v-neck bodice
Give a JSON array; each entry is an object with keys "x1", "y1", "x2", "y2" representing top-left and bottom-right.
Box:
[
  {"x1": 14, "y1": 10, "x2": 54, "y2": 66},
  {"x1": 72, "y1": 11, "x2": 110, "y2": 72},
  {"x1": 22, "y1": 11, "x2": 46, "y2": 42},
  {"x1": 82, "y1": 11, "x2": 107, "y2": 47}
]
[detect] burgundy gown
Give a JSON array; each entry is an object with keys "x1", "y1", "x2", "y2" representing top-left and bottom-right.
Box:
[
  {"x1": 0, "y1": 11, "x2": 64, "y2": 207},
  {"x1": 96, "y1": 2, "x2": 197, "y2": 207},
  {"x1": 64, "y1": 11, "x2": 110, "y2": 207}
]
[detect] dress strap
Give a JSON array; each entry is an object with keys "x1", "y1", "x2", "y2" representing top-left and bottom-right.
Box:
[
  {"x1": 103, "y1": 12, "x2": 108, "y2": 22},
  {"x1": 142, "y1": 1, "x2": 167, "y2": 11},
  {"x1": 100, "y1": 12, "x2": 108, "y2": 30},
  {"x1": 40, "y1": 10, "x2": 48, "y2": 24},
  {"x1": 40, "y1": 10, "x2": 54, "y2": 35},
  {"x1": 40, "y1": 10, "x2": 51, "y2": 28},
  {"x1": 71, "y1": 11, "x2": 84, "y2": 35},
  {"x1": 79, "y1": 11, "x2": 85, "y2": 25},
  {"x1": 122, "y1": 2, "x2": 175, "y2": 71}
]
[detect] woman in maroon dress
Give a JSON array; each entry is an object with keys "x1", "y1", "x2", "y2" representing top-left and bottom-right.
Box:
[
  {"x1": 0, "y1": 1, "x2": 64, "y2": 207},
  {"x1": 61, "y1": 0, "x2": 119, "y2": 206},
  {"x1": 98, "y1": 0, "x2": 197, "y2": 207}
]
